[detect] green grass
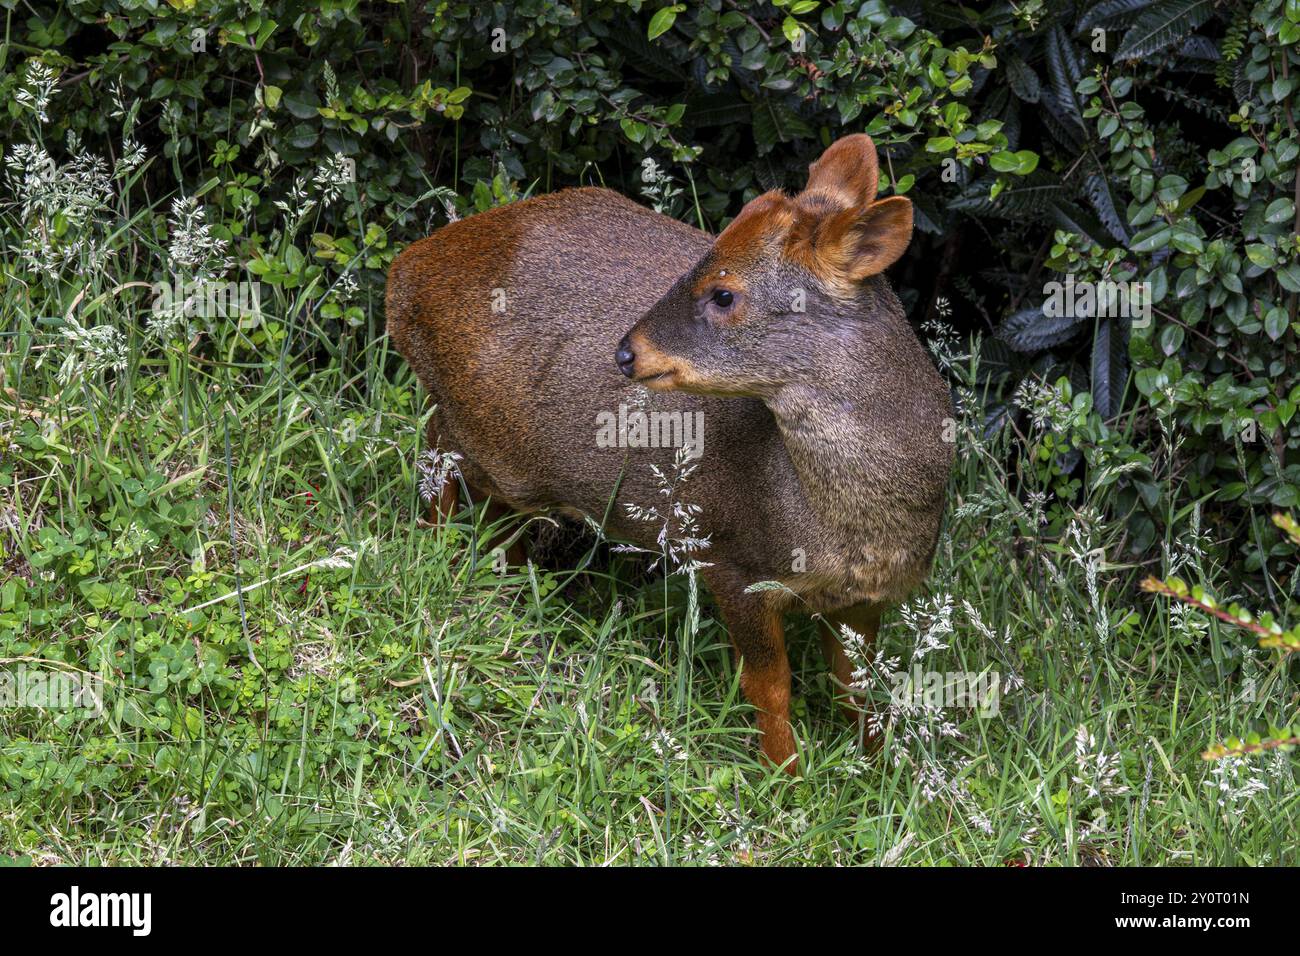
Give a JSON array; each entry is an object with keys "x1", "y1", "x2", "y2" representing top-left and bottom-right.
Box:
[{"x1": 1, "y1": 138, "x2": 1297, "y2": 867}]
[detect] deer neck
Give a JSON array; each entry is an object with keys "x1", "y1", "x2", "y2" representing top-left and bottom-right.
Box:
[{"x1": 763, "y1": 326, "x2": 927, "y2": 541}]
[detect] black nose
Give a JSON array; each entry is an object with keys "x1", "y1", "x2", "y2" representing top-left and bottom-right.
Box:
[{"x1": 616, "y1": 336, "x2": 636, "y2": 378}]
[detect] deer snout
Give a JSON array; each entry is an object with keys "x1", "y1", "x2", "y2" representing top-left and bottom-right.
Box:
[
  {"x1": 616, "y1": 328, "x2": 682, "y2": 391},
  {"x1": 616, "y1": 335, "x2": 637, "y2": 378}
]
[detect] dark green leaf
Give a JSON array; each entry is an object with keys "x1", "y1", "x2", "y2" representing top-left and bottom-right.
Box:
[{"x1": 1116, "y1": 0, "x2": 1215, "y2": 60}]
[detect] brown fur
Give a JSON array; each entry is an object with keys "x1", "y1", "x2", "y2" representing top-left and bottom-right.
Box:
[
  {"x1": 385, "y1": 136, "x2": 954, "y2": 773},
  {"x1": 802, "y1": 133, "x2": 880, "y2": 210}
]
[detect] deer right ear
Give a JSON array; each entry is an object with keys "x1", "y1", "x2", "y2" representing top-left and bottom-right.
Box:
[
  {"x1": 800, "y1": 134, "x2": 880, "y2": 212},
  {"x1": 792, "y1": 194, "x2": 913, "y2": 287},
  {"x1": 837, "y1": 195, "x2": 913, "y2": 280}
]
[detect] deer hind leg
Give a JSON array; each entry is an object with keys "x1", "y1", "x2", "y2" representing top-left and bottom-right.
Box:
[
  {"x1": 419, "y1": 418, "x2": 527, "y2": 565},
  {"x1": 426, "y1": 470, "x2": 460, "y2": 525},
  {"x1": 419, "y1": 416, "x2": 464, "y2": 527},
  {"x1": 709, "y1": 572, "x2": 796, "y2": 774},
  {"x1": 819, "y1": 603, "x2": 883, "y2": 750}
]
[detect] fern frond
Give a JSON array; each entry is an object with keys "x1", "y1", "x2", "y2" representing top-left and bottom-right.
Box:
[
  {"x1": 1115, "y1": 0, "x2": 1215, "y2": 60},
  {"x1": 1076, "y1": 0, "x2": 1158, "y2": 34},
  {"x1": 997, "y1": 304, "x2": 1088, "y2": 352},
  {"x1": 950, "y1": 174, "x2": 1066, "y2": 220}
]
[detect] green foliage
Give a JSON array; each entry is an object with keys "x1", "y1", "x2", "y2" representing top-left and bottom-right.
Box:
[
  {"x1": 2, "y1": 0, "x2": 1299, "y2": 863},
  {"x1": 1144, "y1": 512, "x2": 1300, "y2": 759},
  {"x1": 3, "y1": 0, "x2": 1295, "y2": 578}
]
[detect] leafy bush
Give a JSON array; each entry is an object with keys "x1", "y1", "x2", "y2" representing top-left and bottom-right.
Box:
[
  {"x1": 3, "y1": 0, "x2": 1299, "y2": 865},
  {"x1": 5, "y1": 0, "x2": 1297, "y2": 581}
]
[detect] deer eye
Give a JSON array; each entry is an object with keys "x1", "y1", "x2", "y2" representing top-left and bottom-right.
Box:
[{"x1": 711, "y1": 289, "x2": 734, "y2": 308}]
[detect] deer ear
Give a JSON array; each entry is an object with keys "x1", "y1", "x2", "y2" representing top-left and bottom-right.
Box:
[
  {"x1": 800, "y1": 134, "x2": 880, "y2": 211},
  {"x1": 810, "y1": 195, "x2": 913, "y2": 282}
]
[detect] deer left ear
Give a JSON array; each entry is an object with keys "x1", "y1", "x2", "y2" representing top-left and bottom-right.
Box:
[
  {"x1": 801, "y1": 133, "x2": 880, "y2": 212},
  {"x1": 802, "y1": 195, "x2": 913, "y2": 284}
]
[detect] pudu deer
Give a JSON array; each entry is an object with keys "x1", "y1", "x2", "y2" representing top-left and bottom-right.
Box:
[{"x1": 385, "y1": 134, "x2": 954, "y2": 772}]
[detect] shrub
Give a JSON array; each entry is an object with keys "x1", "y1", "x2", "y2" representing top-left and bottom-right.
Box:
[
  {"x1": 4, "y1": 1, "x2": 1299, "y2": 864},
  {"x1": 2, "y1": 0, "x2": 1298, "y2": 582}
]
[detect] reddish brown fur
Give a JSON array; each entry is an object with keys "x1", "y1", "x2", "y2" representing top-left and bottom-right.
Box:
[
  {"x1": 709, "y1": 191, "x2": 794, "y2": 269},
  {"x1": 386, "y1": 137, "x2": 953, "y2": 773},
  {"x1": 801, "y1": 133, "x2": 880, "y2": 210}
]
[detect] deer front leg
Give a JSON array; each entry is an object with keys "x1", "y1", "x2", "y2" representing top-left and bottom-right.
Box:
[
  {"x1": 819, "y1": 603, "x2": 883, "y2": 750},
  {"x1": 709, "y1": 574, "x2": 797, "y2": 774}
]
